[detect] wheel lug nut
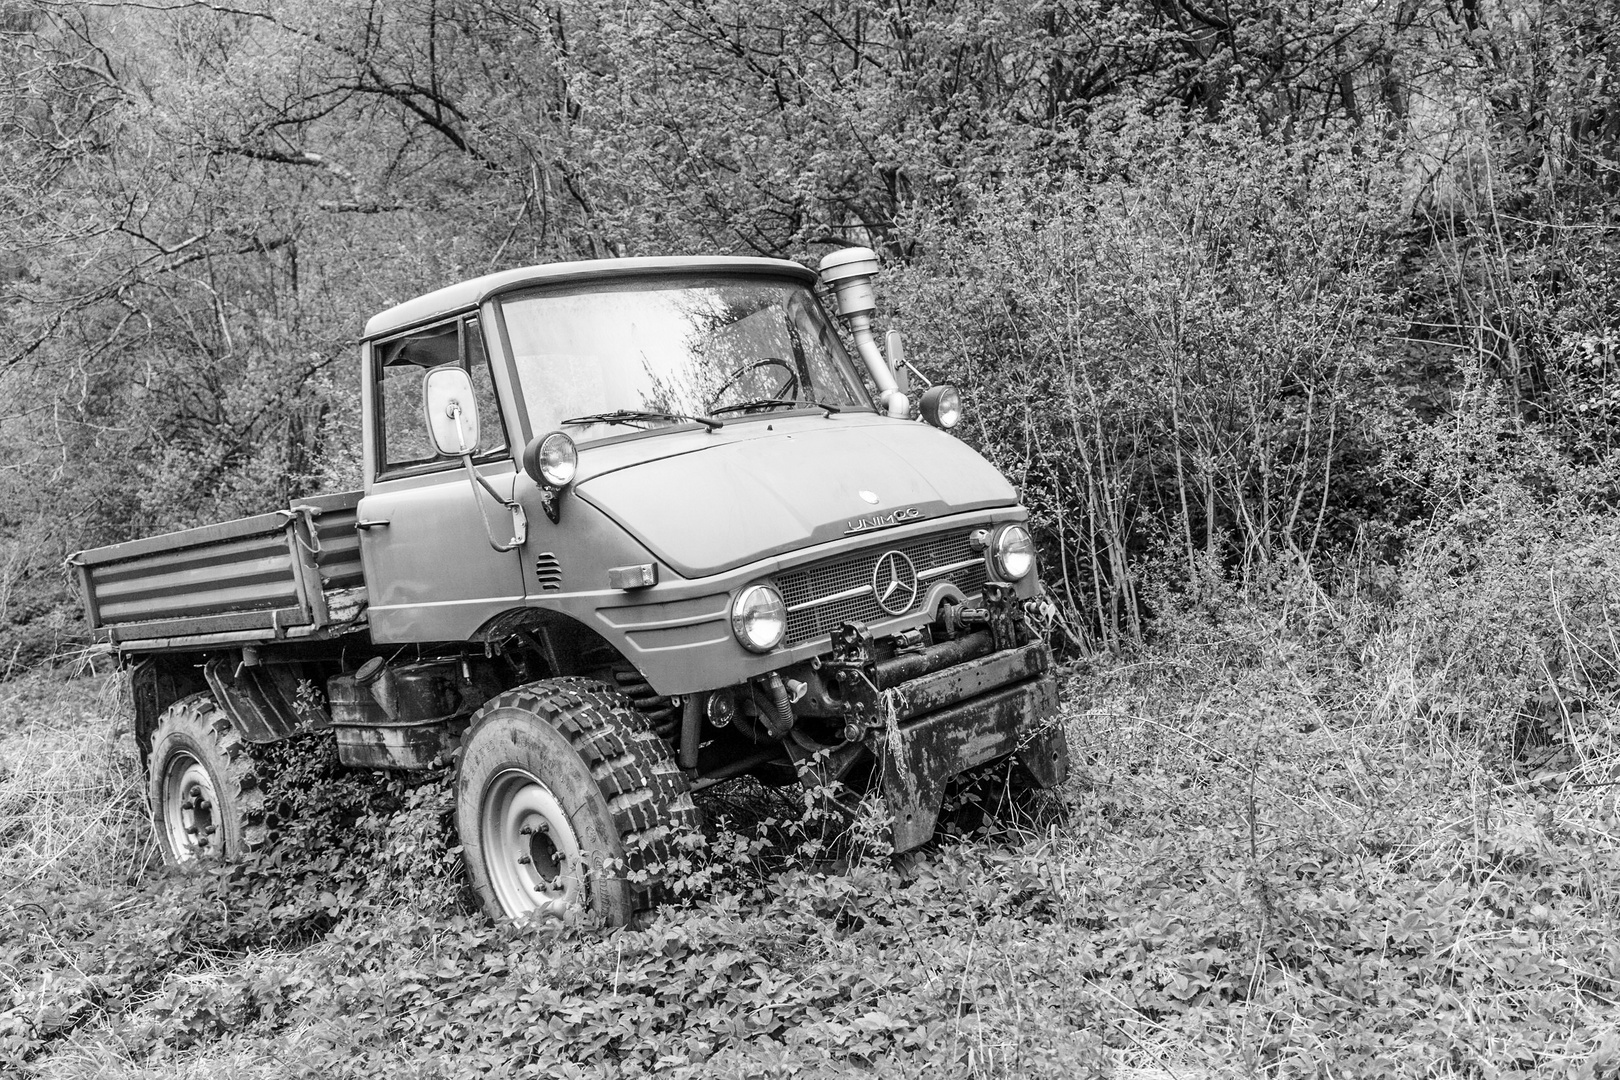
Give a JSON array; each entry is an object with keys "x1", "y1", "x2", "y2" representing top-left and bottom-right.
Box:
[
  {"x1": 518, "y1": 855, "x2": 532, "y2": 865},
  {"x1": 520, "y1": 825, "x2": 534, "y2": 835}
]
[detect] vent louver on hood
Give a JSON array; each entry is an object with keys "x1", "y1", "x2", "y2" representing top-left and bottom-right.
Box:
[{"x1": 535, "y1": 552, "x2": 562, "y2": 592}]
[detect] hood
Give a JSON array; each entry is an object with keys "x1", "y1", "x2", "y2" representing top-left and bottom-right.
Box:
[{"x1": 573, "y1": 419, "x2": 1018, "y2": 578}]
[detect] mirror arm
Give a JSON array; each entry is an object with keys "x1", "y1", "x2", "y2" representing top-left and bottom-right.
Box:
[{"x1": 459, "y1": 455, "x2": 528, "y2": 552}]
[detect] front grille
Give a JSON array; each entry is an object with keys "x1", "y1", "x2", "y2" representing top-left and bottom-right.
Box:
[{"x1": 776, "y1": 530, "x2": 988, "y2": 647}]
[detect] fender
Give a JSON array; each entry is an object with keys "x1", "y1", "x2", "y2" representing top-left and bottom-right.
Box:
[{"x1": 129, "y1": 656, "x2": 208, "y2": 766}]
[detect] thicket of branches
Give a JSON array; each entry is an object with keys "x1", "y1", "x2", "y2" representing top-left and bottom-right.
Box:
[{"x1": 0, "y1": 0, "x2": 1617, "y2": 664}]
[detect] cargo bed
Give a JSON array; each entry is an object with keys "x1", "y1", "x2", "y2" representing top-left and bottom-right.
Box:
[{"x1": 72, "y1": 490, "x2": 367, "y2": 651}]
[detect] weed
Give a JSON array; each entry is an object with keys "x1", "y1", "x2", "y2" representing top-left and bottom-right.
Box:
[{"x1": 7, "y1": 526, "x2": 1620, "y2": 1078}]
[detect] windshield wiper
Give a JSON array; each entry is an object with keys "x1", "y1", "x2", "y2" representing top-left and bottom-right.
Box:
[
  {"x1": 708, "y1": 398, "x2": 841, "y2": 418},
  {"x1": 562, "y1": 409, "x2": 723, "y2": 431}
]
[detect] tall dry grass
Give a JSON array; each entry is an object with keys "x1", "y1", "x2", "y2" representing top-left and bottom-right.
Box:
[{"x1": 0, "y1": 670, "x2": 153, "y2": 901}]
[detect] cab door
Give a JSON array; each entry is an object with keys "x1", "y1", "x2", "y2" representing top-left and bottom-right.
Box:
[{"x1": 356, "y1": 314, "x2": 526, "y2": 643}]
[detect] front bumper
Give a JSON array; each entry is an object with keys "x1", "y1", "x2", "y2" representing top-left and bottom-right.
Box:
[{"x1": 862, "y1": 640, "x2": 1069, "y2": 851}]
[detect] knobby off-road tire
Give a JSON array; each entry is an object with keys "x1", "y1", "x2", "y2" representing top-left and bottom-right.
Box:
[
  {"x1": 456, "y1": 677, "x2": 699, "y2": 926},
  {"x1": 147, "y1": 693, "x2": 267, "y2": 863}
]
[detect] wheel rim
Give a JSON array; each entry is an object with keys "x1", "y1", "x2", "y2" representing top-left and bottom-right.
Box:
[
  {"x1": 481, "y1": 767, "x2": 586, "y2": 922},
  {"x1": 161, "y1": 751, "x2": 220, "y2": 860}
]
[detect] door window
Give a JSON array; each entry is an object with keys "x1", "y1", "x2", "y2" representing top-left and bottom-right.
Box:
[{"x1": 376, "y1": 316, "x2": 508, "y2": 475}]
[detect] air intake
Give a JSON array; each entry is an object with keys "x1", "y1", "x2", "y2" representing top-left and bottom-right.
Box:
[{"x1": 535, "y1": 552, "x2": 562, "y2": 592}]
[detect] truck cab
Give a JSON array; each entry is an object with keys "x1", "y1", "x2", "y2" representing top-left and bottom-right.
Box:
[{"x1": 75, "y1": 251, "x2": 1069, "y2": 925}]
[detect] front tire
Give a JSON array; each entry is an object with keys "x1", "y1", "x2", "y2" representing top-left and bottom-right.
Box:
[
  {"x1": 147, "y1": 693, "x2": 266, "y2": 862},
  {"x1": 455, "y1": 678, "x2": 699, "y2": 925}
]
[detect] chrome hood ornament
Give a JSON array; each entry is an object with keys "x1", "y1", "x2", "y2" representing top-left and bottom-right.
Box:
[{"x1": 870, "y1": 550, "x2": 920, "y2": 615}]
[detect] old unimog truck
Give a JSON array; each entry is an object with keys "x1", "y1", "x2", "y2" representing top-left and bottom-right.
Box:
[{"x1": 73, "y1": 249, "x2": 1069, "y2": 924}]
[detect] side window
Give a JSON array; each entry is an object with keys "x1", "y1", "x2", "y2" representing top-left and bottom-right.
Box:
[
  {"x1": 464, "y1": 317, "x2": 507, "y2": 455},
  {"x1": 376, "y1": 316, "x2": 508, "y2": 473}
]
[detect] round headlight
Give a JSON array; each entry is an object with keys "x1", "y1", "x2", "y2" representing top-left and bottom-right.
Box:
[
  {"x1": 730, "y1": 584, "x2": 787, "y2": 653},
  {"x1": 525, "y1": 431, "x2": 577, "y2": 488},
  {"x1": 993, "y1": 524, "x2": 1035, "y2": 580},
  {"x1": 919, "y1": 385, "x2": 962, "y2": 429}
]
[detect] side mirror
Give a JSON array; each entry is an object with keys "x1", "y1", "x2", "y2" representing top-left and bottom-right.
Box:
[
  {"x1": 886, "y1": 328, "x2": 910, "y2": 394},
  {"x1": 423, "y1": 366, "x2": 527, "y2": 551},
  {"x1": 423, "y1": 366, "x2": 479, "y2": 456}
]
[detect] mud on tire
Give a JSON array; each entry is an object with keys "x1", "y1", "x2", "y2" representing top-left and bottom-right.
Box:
[
  {"x1": 147, "y1": 692, "x2": 267, "y2": 862},
  {"x1": 455, "y1": 677, "x2": 699, "y2": 925}
]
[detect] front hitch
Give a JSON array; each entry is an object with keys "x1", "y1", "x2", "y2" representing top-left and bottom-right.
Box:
[{"x1": 818, "y1": 601, "x2": 1069, "y2": 852}]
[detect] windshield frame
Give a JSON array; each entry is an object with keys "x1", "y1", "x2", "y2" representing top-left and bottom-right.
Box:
[{"x1": 491, "y1": 270, "x2": 875, "y2": 446}]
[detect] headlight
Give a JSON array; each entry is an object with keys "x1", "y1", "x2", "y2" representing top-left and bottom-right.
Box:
[
  {"x1": 730, "y1": 584, "x2": 787, "y2": 652},
  {"x1": 993, "y1": 524, "x2": 1035, "y2": 580},
  {"x1": 919, "y1": 385, "x2": 962, "y2": 429},
  {"x1": 528, "y1": 431, "x2": 577, "y2": 488}
]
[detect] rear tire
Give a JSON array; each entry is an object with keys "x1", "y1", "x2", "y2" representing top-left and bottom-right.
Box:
[
  {"x1": 147, "y1": 693, "x2": 266, "y2": 862},
  {"x1": 455, "y1": 678, "x2": 699, "y2": 925}
]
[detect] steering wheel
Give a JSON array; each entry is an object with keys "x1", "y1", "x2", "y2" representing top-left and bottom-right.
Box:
[{"x1": 711, "y1": 357, "x2": 799, "y2": 407}]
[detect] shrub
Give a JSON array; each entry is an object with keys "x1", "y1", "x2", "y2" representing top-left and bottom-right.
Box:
[{"x1": 886, "y1": 114, "x2": 1408, "y2": 648}]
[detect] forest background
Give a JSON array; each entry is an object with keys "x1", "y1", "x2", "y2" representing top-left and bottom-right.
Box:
[
  {"x1": 0, "y1": 0, "x2": 1618, "y2": 660},
  {"x1": 3, "y1": 0, "x2": 1620, "y2": 1076}
]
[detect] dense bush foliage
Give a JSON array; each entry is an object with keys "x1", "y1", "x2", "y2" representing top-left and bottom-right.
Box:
[{"x1": 886, "y1": 117, "x2": 1409, "y2": 645}]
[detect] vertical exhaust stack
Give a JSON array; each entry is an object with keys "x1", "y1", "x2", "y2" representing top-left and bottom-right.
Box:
[{"x1": 818, "y1": 248, "x2": 909, "y2": 418}]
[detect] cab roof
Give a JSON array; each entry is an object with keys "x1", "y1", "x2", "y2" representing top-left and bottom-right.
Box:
[{"x1": 363, "y1": 255, "x2": 819, "y2": 340}]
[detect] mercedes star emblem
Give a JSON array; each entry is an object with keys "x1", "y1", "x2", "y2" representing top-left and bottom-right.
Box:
[{"x1": 870, "y1": 550, "x2": 920, "y2": 616}]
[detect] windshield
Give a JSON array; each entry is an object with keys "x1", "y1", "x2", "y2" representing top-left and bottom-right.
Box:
[{"x1": 497, "y1": 274, "x2": 872, "y2": 436}]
